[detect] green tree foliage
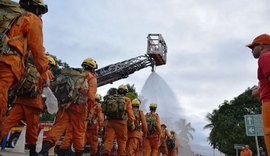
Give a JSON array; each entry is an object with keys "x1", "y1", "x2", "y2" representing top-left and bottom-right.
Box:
[
  {"x1": 204, "y1": 87, "x2": 263, "y2": 155},
  {"x1": 106, "y1": 84, "x2": 138, "y2": 100},
  {"x1": 46, "y1": 53, "x2": 70, "y2": 77},
  {"x1": 125, "y1": 84, "x2": 138, "y2": 100},
  {"x1": 126, "y1": 92, "x2": 137, "y2": 100},
  {"x1": 40, "y1": 111, "x2": 56, "y2": 122}
]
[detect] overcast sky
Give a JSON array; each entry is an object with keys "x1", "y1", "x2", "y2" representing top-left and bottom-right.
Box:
[{"x1": 33, "y1": 0, "x2": 270, "y2": 155}]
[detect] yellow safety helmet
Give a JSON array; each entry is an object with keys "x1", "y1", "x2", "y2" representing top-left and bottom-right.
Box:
[
  {"x1": 95, "y1": 94, "x2": 102, "y2": 101},
  {"x1": 81, "y1": 57, "x2": 97, "y2": 69},
  {"x1": 132, "y1": 98, "x2": 141, "y2": 106},
  {"x1": 47, "y1": 55, "x2": 56, "y2": 66},
  {"x1": 149, "y1": 103, "x2": 157, "y2": 108},
  {"x1": 118, "y1": 84, "x2": 128, "y2": 92}
]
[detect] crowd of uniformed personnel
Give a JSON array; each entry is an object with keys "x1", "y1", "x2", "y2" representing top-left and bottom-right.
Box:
[
  {"x1": 38, "y1": 84, "x2": 180, "y2": 156},
  {"x1": 0, "y1": 0, "x2": 179, "y2": 156}
]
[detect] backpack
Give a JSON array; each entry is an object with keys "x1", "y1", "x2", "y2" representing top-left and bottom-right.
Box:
[
  {"x1": 102, "y1": 95, "x2": 126, "y2": 119},
  {"x1": 166, "y1": 137, "x2": 176, "y2": 150},
  {"x1": 0, "y1": 0, "x2": 25, "y2": 55},
  {"x1": 15, "y1": 63, "x2": 40, "y2": 97},
  {"x1": 51, "y1": 69, "x2": 88, "y2": 106},
  {"x1": 127, "y1": 109, "x2": 141, "y2": 131},
  {"x1": 145, "y1": 113, "x2": 157, "y2": 134}
]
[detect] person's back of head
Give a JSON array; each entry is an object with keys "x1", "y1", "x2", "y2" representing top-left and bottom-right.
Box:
[
  {"x1": 117, "y1": 84, "x2": 128, "y2": 95},
  {"x1": 95, "y1": 93, "x2": 102, "y2": 103},
  {"x1": 131, "y1": 98, "x2": 141, "y2": 108},
  {"x1": 19, "y1": 0, "x2": 48, "y2": 15},
  {"x1": 81, "y1": 57, "x2": 97, "y2": 73},
  {"x1": 46, "y1": 55, "x2": 56, "y2": 68},
  {"x1": 149, "y1": 103, "x2": 157, "y2": 112},
  {"x1": 161, "y1": 124, "x2": 167, "y2": 129}
]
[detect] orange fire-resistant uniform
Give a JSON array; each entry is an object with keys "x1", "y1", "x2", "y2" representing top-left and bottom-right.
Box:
[
  {"x1": 168, "y1": 136, "x2": 179, "y2": 156},
  {"x1": 85, "y1": 101, "x2": 104, "y2": 155},
  {"x1": 143, "y1": 112, "x2": 162, "y2": 156},
  {"x1": 60, "y1": 101, "x2": 105, "y2": 153},
  {"x1": 159, "y1": 128, "x2": 171, "y2": 156},
  {"x1": 44, "y1": 71, "x2": 97, "y2": 152},
  {"x1": 102, "y1": 97, "x2": 135, "y2": 155},
  {"x1": 126, "y1": 109, "x2": 147, "y2": 156},
  {"x1": 262, "y1": 101, "x2": 270, "y2": 156},
  {"x1": 59, "y1": 124, "x2": 73, "y2": 150},
  {"x1": 240, "y1": 148, "x2": 253, "y2": 156},
  {"x1": 0, "y1": 70, "x2": 53, "y2": 144},
  {"x1": 0, "y1": 12, "x2": 48, "y2": 132}
]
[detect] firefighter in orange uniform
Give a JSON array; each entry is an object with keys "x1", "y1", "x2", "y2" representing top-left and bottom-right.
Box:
[
  {"x1": 102, "y1": 84, "x2": 135, "y2": 156},
  {"x1": 143, "y1": 103, "x2": 162, "y2": 156},
  {"x1": 58, "y1": 94, "x2": 104, "y2": 155},
  {"x1": 57, "y1": 125, "x2": 73, "y2": 155},
  {"x1": 241, "y1": 145, "x2": 253, "y2": 156},
  {"x1": 168, "y1": 131, "x2": 179, "y2": 156},
  {"x1": 126, "y1": 98, "x2": 148, "y2": 156},
  {"x1": 0, "y1": 55, "x2": 55, "y2": 156},
  {"x1": 159, "y1": 124, "x2": 171, "y2": 156},
  {"x1": 38, "y1": 57, "x2": 97, "y2": 156},
  {"x1": 85, "y1": 93, "x2": 104, "y2": 155},
  {"x1": 0, "y1": 0, "x2": 49, "y2": 134}
]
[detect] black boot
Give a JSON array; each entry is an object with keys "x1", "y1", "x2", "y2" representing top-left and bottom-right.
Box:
[
  {"x1": 29, "y1": 144, "x2": 37, "y2": 156},
  {"x1": 75, "y1": 151, "x2": 83, "y2": 156},
  {"x1": 37, "y1": 141, "x2": 52, "y2": 156},
  {"x1": 57, "y1": 148, "x2": 67, "y2": 156}
]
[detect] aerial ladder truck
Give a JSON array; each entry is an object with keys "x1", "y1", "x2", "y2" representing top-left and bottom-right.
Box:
[{"x1": 96, "y1": 34, "x2": 168, "y2": 87}]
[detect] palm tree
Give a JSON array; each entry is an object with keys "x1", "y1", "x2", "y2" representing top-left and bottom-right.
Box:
[
  {"x1": 203, "y1": 109, "x2": 218, "y2": 130},
  {"x1": 175, "y1": 118, "x2": 195, "y2": 143}
]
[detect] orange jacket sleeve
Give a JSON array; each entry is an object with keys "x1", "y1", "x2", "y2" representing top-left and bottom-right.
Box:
[
  {"x1": 26, "y1": 13, "x2": 48, "y2": 76},
  {"x1": 126, "y1": 97, "x2": 135, "y2": 124},
  {"x1": 38, "y1": 70, "x2": 53, "y2": 93},
  {"x1": 156, "y1": 113, "x2": 162, "y2": 138},
  {"x1": 165, "y1": 129, "x2": 171, "y2": 138},
  {"x1": 96, "y1": 103, "x2": 104, "y2": 128},
  {"x1": 86, "y1": 72, "x2": 97, "y2": 112},
  {"x1": 139, "y1": 110, "x2": 148, "y2": 134},
  {"x1": 7, "y1": 12, "x2": 48, "y2": 79},
  {"x1": 13, "y1": 13, "x2": 48, "y2": 73},
  {"x1": 47, "y1": 70, "x2": 54, "y2": 81}
]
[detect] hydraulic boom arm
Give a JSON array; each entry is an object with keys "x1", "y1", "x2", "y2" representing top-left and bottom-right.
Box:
[{"x1": 96, "y1": 34, "x2": 167, "y2": 87}]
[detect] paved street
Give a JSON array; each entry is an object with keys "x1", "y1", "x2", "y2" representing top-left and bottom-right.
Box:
[
  {"x1": 0, "y1": 149, "x2": 29, "y2": 156},
  {"x1": 0, "y1": 149, "x2": 89, "y2": 156}
]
